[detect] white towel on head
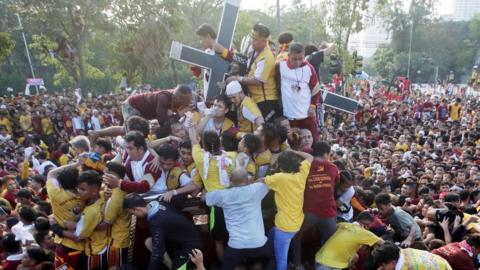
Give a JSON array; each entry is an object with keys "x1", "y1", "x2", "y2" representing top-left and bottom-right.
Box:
[{"x1": 202, "y1": 151, "x2": 232, "y2": 188}]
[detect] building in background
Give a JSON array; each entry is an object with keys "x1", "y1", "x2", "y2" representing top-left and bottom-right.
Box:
[
  {"x1": 443, "y1": 0, "x2": 480, "y2": 21},
  {"x1": 348, "y1": 0, "x2": 390, "y2": 58}
]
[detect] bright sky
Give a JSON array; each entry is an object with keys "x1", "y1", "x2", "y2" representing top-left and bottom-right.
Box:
[{"x1": 241, "y1": 0, "x2": 452, "y2": 16}]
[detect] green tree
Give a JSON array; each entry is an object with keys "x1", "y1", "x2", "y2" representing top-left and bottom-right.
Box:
[
  {"x1": 0, "y1": 32, "x2": 15, "y2": 62},
  {"x1": 326, "y1": 0, "x2": 369, "y2": 50},
  {"x1": 15, "y1": 0, "x2": 112, "y2": 88}
]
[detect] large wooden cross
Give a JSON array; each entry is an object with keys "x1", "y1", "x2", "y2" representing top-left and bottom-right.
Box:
[{"x1": 170, "y1": 0, "x2": 241, "y2": 101}]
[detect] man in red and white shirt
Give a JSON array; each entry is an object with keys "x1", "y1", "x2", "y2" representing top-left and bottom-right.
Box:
[
  {"x1": 276, "y1": 43, "x2": 321, "y2": 142},
  {"x1": 103, "y1": 130, "x2": 160, "y2": 193}
]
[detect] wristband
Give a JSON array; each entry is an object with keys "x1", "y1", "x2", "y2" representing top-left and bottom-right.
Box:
[
  {"x1": 51, "y1": 223, "x2": 65, "y2": 237},
  {"x1": 173, "y1": 190, "x2": 178, "y2": 196}
]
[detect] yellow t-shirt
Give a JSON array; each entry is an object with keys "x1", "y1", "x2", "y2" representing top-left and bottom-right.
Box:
[
  {"x1": 77, "y1": 198, "x2": 109, "y2": 255},
  {"x1": 19, "y1": 114, "x2": 33, "y2": 132},
  {"x1": 42, "y1": 117, "x2": 54, "y2": 135},
  {"x1": 254, "y1": 150, "x2": 271, "y2": 178},
  {"x1": 247, "y1": 48, "x2": 278, "y2": 103},
  {"x1": 315, "y1": 223, "x2": 380, "y2": 268},
  {"x1": 265, "y1": 160, "x2": 311, "y2": 232},
  {"x1": 221, "y1": 118, "x2": 235, "y2": 134},
  {"x1": 191, "y1": 144, "x2": 233, "y2": 192},
  {"x1": 449, "y1": 103, "x2": 461, "y2": 121},
  {"x1": 239, "y1": 96, "x2": 262, "y2": 133},
  {"x1": 186, "y1": 162, "x2": 196, "y2": 176},
  {"x1": 59, "y1": 154, "x2": 69, "y2": 166},
  {"x1": 46, "y1": 178, "x2": 84, "y2": 251},
  {"x1": 104, "y1": 188, "x2": 130, "y2": 249},
  {"x1": 462, "y1": 213, "x2": 480, "y2": 231},
  {"x1": 0, "y1": 117, "x2": 12, "y2": 133},
  {"x1": 395, "y1": 143, "x2": 409, "y2": 152},
  {"x1": 399, "y1": 248, "x2": 452, "y2": 270}
]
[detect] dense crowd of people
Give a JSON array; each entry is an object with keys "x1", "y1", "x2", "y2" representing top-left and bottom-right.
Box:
[{"x1": 0, "y1": 22, "x2": 479, "y2": 270}]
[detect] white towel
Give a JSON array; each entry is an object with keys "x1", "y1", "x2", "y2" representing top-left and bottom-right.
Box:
[
  {"x1": 131, "y1": 152, "x2": 150, "y2": 182},
  {"x1": 202, "y1": 151, "x2": 232, "y2": 188}
]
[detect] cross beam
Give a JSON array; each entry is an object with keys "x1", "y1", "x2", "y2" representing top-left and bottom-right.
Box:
[
  {"x1": 170, "y1": 0, "x2": 241, "y2": 101},
  {"x1": 321, "y1": 90, "x2": 358, "y2": 114}
]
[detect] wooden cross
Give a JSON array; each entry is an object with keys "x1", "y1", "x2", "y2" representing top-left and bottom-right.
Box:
[{"x1": 170, "y1": 0, "x2": 241, "y2": 101}]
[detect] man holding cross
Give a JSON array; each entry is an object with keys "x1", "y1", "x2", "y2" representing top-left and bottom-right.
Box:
[
  {"x1": 217, "y1": 23, "x2": 278, "y2": 122},
  {"x1": 192, "y1": 24, "x2": 218, "y2": 100}
]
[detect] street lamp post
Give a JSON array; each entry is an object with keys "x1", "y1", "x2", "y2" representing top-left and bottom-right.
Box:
[
  {"x1": 406, "y1": 16, "x2": 413, "y2": 78},
  {"x1": 276, "y1": 0, "x2": 281, "y2": 33},
  {"x1": 15, "y1": 14, "x2": 36, "y2": 80},
  {"x1": 406, "y1": 0, "x2": 415, "y2": 79},
  {"x1": 15, "y1": 13, "x2": 38, "y2": 94}
]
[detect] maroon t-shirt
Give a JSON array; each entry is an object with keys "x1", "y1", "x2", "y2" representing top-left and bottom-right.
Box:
[
  {"x1": 423, "y1": 101, "x2": 434, "y2": 112},
  {"x1": 127, "y1": 90, "x2": 173, "y2": 125},
  {"x1": 303, "y1": 159, "x2": 340, "y2": 218},
  {"x1": 432, "y1": 241, "x2": 475, "y2": 270}
]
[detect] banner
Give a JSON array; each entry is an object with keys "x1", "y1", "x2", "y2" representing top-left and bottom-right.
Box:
[{"x1": 26, "y1": 78, "x2": 44, "y2": 86}]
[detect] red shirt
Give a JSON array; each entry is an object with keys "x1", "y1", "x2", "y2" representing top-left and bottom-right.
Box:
[
  {"x1": 127, "y1": 90, "x2": 173, "y2": 126},
  {"x1": 432, "y1": 241, "x2": 475, "y2": 270},
  {"x1": 423, "y1": 101, "x2": 434, "y2": 112},
  {"x1": 31, "y1": 114, "x2": 42, "y2": 134},
  {"x1": 1, "y1": 257, "x2": 22, "y2": 270},
  {"x1": 2, "y1": 190, "x2": 16, "y2": 208},
  {"x1": 63, "y1": 115, "x2": 73, "y2": 135},
  {"x1": 303, "y1": 159, "x2": 340, "y2": 218}
]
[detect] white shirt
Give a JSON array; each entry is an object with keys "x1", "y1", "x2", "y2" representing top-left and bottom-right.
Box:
[
  {"x1": 279, "y1": 61, "x2": 313, "y2": 119},
  {"x1": 206, "y1": 183, "x2": 269, "y2": 249},
  {"x1": 91, "y1": 115, "x2": 101, "y2": 130},
  {"x1": 150, "y1": 169, "x2": 191, "y2": 193},
  {"x1": 72, "y1": 116, "x2": 84, "y2": 130},
  {"x1": 203, "y1": 118, "x2": 225, "y2": 135},
  {"x1": 38, "y1": 160, "x2": 57, "y2": 175},
  {"x1": 337, "y1": 186, "x2": 355, "y2": 221},
  {"x1": 12, "y1": 221, "x2": 35, "y2": 245}
]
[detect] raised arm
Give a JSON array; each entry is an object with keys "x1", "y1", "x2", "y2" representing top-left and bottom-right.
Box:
[
  {"x1": 47, "y1": 159, "x2": 82, "y2": 180},
  {"x1": 88, "y1": 126, "x2": 126, "y2": 142},
  {"x1": 291, "y1": 150, "x2": 314, "y2": 163},
  {"x1": 188, "y1": 124, "x2": 199, "y2": 145},
  {"x1": 196, "y1": 111, "x2": 215, "y2": 135}
]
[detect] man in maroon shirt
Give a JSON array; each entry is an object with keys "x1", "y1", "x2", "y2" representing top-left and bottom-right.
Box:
[
  {"x1": 423, "y1": 96, "x2": 434, "y2": 120},
  {"x1": 88, "y1": 84, "x2": 192, "y2": 141},
  {"x1": 103, "y1": 131, "x2": 161, "y2": 194},
  {"x1": 291, "y1": 141, "x2": 340, "y2": 266},
  {"x1": 432, "y1": 234, "x2": 480, "y2": 270}
]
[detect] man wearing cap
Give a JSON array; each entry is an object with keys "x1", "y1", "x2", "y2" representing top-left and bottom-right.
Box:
[
  {"x1": 276, "y1": 43, "x2": 321, "y2": 142},
  {"x1": 216, "y1": 23, "x2": 278, "y2": 121},
  {"x1": 226, "y1": 81, "x2": 264, "y2": 137}
]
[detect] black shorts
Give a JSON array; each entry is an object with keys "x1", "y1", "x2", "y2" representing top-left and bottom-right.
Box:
[{"x1": 210, "y1": 206, "x2": 229, "y2": 241}]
